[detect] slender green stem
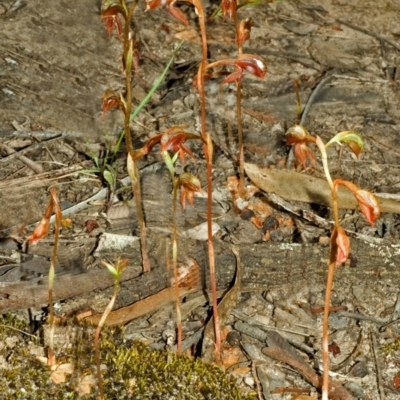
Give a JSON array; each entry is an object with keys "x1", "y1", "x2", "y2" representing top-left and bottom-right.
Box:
[
  {"x1": 172, "y1": 180, "x2": 182, "y2": 352},
  {"x1": 95, "y1": 282, "x2": 119, "y2": 400}
]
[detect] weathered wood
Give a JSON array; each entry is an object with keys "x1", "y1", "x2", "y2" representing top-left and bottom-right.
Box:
[{"x1": 1, "y1": 234, "x2": 399, "y2": 314}]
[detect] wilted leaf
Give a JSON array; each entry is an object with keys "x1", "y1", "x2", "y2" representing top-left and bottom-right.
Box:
[
  {"x1": 75, "y1": 374, "x2": 96, "y2": 395},
  {"x1": 50, "y1": 363, "x2": 74, "y2": 384},
  {"x1": 168, "y1": 2, "x2": 188, "y2": 25},
  {"x1": 85, "y1": 219, "x2": 99, "y2": 233}
]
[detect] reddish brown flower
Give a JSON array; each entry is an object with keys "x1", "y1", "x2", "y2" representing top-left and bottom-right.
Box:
[
  {"x1": 101, "y1": 89, "x2": 126, "y2": 114},
  {"x1": 354, "y1": 189, "x2": 380, "y2": 226},
  {"x1": 160, "y1": 127, "x2": 200, "y2": 162},
  {"x1": 235, "y1": 54, "x2": 266, "y2": 79},
  {"x1": 28, "y1": 188, "x2": 62, "y2": 244},
  {"x1": 100, "y1": 2, "x2": 126, "y2": 37},
  {"x1": 178, "y1": 172, "x2": 204, "y2": 208},
  {"x1": 293, "y1": 143, "x2": 316, "y2": 169},
  {"x1": 334, "y1": 227, "x2": 350, "y2": 265},
  {"x1": 146, "y1": 0, "x2": 188, "y2": 25},
  {"x1": 334, "y1": 180, "x2": 380, "y2": 227},
  {"x1": 221, "y1": 0, "x2": 236, "y2": 19},
  {"x1": 205, "y1": 54, "x2": 267, "y2": 86},
  {"x1": 237, "y1": 18, "x2": 253, "y2": 48}
]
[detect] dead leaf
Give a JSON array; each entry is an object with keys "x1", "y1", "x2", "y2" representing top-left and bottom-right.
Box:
[
  {"x1": 174, "y1": 28, "x2": 198, "y2": 41},
  {"x1": 230, "y1": 366, "x2": 251, "y2": 375},
  {"x1": 244, "y1": 163, "x2": 400, "y2": 214},
  {"x1": 36, "y1": 356, "x2": 74, "y2": 384},
  {"x1": 75, "y1": 374, "x2": 96, "y2": 395},
  {"x1": 51, "y1": 363, "x2": 74, "y2": 384}
]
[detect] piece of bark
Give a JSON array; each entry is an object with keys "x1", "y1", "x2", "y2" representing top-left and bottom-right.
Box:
[
  {"x1": 1, "y1": 235, "x2": 400, "y2": 314},
  {"x1": 262, "y1": 347, "x2": 354, "y2": 400},
  {"x1": 244, "y1": 163, "x2": 400, "y2": 214}
]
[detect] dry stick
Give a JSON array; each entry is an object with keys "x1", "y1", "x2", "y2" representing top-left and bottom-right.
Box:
[
  {"x1": 371, "y1": 332, "x2": 385, "y2": 400},
  {"x1": 0, "y1": 143, "x2": 43, "y2": 174},
  {"x1": 262, "y1": 347, "x2": 353, "y2": 400},
  {"x1": 286, "y1": 71, "x2": 335, "y2": 169},
  {"x1": 0, "y1": 139, "x2": 62, "y2": 168},
  {"x1": 123, "y1": 0, "x2": 150, "y2": 273},
  {"x1": 337, "y1": 18, "x2": 400, "y2": 52},
  {"x1": 189, "y1": 0, "x2": 221, "y2": 357}
]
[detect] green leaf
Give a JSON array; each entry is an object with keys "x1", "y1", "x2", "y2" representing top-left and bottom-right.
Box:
[
  {"x1": 125, "y1": 40, "x2": 133, "y2": 75},
  {"x1": 325, "y1": 131, "x2": 364, "y2": 157},
  {"x1": 103, "y1": 262, "x2": 119, "y2": 277},
  {"x1": 103, "y1": 169, "x2": 115, "y2": 187},
  {"x1": 113, "y1": 41, "x2": 184, "y2": 159}
]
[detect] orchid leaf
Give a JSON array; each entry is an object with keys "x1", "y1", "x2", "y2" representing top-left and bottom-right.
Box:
[{"x1": 325, "y1": 131, "x2": 364, "y2": 158}]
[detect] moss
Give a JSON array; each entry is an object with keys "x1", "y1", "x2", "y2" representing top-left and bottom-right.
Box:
[
  {"x1": 0, "y1": 314, "x2": 256, "y2": 399},
  {"x1": 381, "y1": 337, "x2": 400, "y2": 355}
]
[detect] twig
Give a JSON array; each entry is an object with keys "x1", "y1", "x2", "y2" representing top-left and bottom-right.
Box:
[
  {"x1": 300, "y1": 71, "x2": 335, "y2": 126},
  {"x1": 255, "y1": 365, "x2": 272, "y2": 400},
  {"x1": 391, "y1": 290, "x2": 400, "y2": 321},
  {"x1": 262, "y1": 347, "x2": 354, "y2": 400},
  {"x1": 0, "y1": 143, "x2": 43, "y2": 173},
  {"x1": 371, "y1": 331, "x2": 385, "y2": 400},
  {"x1": 330, "y1": 329, "x2": 363, "y2": 372},
  {"x1": 337, "y1": 18, "x2": 400, "y2": 52},
  {"x1": 286, "y1": 70, "x2": 335, "y2": 169},
  {"x1": 0, "y1": 324, "x2": 38, "y2": 339},
  {"x1": 251, "y1": 362, "x2": 264, "y2": 400},
  {"x1": 170, "y1": 326, "x2": 204, "y2": 353},
  {"x1": 337, "y1": 311, "x2": 386, "y2": 326}
]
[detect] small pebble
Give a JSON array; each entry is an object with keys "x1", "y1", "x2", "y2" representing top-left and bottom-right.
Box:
[{"x1": 226, "y1": 331, "x2": 241, "y2": 347}]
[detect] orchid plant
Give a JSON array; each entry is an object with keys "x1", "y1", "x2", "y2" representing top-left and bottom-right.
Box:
[
  {"x1": 28, "y1": 188, "x2": 67, "y2": 367},
  {"x1": 287, "y1": 128, "x2": 380, "y2": 399}
]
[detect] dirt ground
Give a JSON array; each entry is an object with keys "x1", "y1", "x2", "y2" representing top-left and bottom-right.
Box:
[{"x1": 2, "y1": 0, "x2": 400, "y2": 398}]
